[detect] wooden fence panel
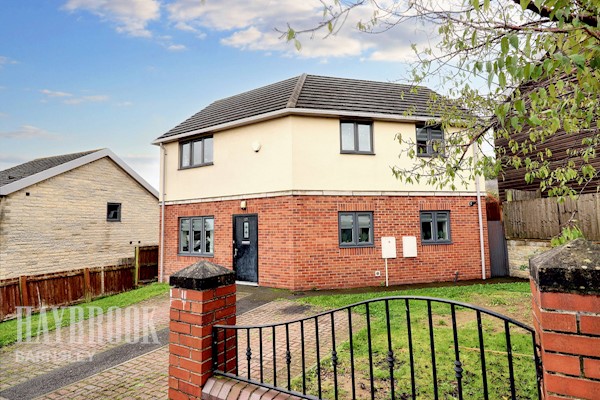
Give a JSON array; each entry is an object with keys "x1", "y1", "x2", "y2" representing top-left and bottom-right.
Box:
[
  {"x1": 24, "y1": 270, "x2": 85, "y2": 310},
  {"x1": 503, "y1": 193, "x2": 600, "y2": 240},
  {"x1": 0, "y1": 278, "x2": 20, "y2": 319}
]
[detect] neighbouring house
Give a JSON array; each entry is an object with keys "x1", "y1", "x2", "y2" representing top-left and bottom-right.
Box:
[
  {"x1": 154, "y1": 74, "x2": 490, "y2": 290},
  {"x1": 0, "y1": 149, "x2": 159, "y2": 280}
]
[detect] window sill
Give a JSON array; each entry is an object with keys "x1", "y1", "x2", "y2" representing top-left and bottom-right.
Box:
[
  {"x1": 107, "y1": 219, "x2": 121, "y2": 222},
  {"x1": 421, "y1": 241, "x2": 452, "y2": 245},
  {"x1": 178, "y1": 162, "x2": 214, "y2": 170},
  {"x1": 177, "y1": 253, "x2": 215, "y2": 257},
  {"x1": 340, "y1": 244, "x2": 375, "y2": 249},
  {"x1": 340, "y1": 151, "x2": 375, "y2": 155}
]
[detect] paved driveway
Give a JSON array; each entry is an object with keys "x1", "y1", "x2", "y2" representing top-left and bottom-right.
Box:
[{"x1": 0, "y1": 286, "x2": 316, "y2": 400}]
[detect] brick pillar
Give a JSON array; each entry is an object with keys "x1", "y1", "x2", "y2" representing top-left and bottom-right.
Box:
[
  {"x1": 529, "y1": 239, "x2": 600, "y2": 400},
  {"x1": 169, "y1": 261, "x2": 236, "y2": 400}
]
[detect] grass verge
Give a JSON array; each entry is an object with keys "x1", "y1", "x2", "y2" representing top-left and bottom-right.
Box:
[{"x1": 0, "y1": 282, "x2": 169, "y2": 347}]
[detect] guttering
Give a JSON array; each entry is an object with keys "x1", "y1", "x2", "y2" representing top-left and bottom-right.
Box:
[
  {"x1": 152, "y1": 108, "x2": 438, "y2": 145},
  {"x1": 473, "y1": 143, "x2": 487, "y2": 280},
  {"x1": 159, "y1": 143, "x2": 166, "y2": 283}
]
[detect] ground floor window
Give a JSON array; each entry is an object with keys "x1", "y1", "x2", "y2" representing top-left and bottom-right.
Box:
[
  {"x1": 420, "y1": 211, "x2": 451, "y2": 244},
  {"x1": 339, "y1": 212, "x2": 374, "y2": 247},
  {"x1": 179, "y1": 216, "x2": 214, "y2": 255}
]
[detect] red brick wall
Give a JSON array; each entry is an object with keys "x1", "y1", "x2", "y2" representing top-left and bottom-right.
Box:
[
  {"x1": 161, "y1": 195, "x2": 490, "y2": 290},
  {"x1": 531, "y1": 281, "x2": 600, "y2": 399}
]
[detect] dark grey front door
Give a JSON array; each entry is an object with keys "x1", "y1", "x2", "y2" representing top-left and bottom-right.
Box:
[
  {"x1": 233, "y1": 215, "x2": 258, "y2": 283},
  {"x1": 488, "y1": 220, "x2": 509, "y2": 277}
]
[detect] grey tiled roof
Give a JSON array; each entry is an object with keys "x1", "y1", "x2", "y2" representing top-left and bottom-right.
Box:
[
  {"x1": 0, "y1": 150, "x2": 100, "y2": 187},
  {"x1": 156, "y1": 74, "x2": 449, "y2": 141}
]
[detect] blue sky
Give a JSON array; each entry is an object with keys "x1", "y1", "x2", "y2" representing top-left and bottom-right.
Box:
[{"x1": 0, "y1": 1, "x2": 434, "y2": 189}]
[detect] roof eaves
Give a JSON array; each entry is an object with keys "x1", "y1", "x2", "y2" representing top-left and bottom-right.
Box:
[
  {"x1": 151, "y1": 107, "x2": 439, "y2": 145},
  {"x1": 0, "y1": 149, "x2": 158, "y2": 198}
]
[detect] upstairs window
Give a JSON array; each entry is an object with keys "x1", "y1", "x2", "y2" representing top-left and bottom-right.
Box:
[
  {"x1": 340, "y1": 121, "x2": 373, "y2": 154},
  {"x1": 180, "y1": 136, "x2": 213, "y2": 168},
  {"x1": 107, "y1": 203, "x2": 121, "y2": 222},
  {"x1": 339, "y1": 212, "x2": 374, "y2": 247},
  {"x1": 421, "y1": 211, "x2": 451, "y2": 244},
  {"x1": 416, "y1": 125, "x2": 444, "y2": 156},
  {"x1": 179, "y1": 216, "x2": 214, "y2": 255}
]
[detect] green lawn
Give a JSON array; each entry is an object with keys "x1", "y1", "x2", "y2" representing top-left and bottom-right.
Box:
[
  {"x1": 292, "y1": 282, "x2": 538, "y2": 399},
  {"x1": 0, "y1": 282, "x2": 169, "y2": 347}
]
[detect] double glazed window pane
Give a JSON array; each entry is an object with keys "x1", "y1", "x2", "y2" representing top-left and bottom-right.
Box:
[
  {"x1": 181, "y1": 142, "x2": 191, "y2": 167},
  {"x1": 204, "y1": 218, "x2": 214, "y2": 254},
  {"x1": 341, "y1": 123, "x2": 355, "y2": 151},
  {"x1": 436, "y1": 212, "x2": 448, "y2": 240},
  {"x1": 192, "y1": 141, "x2": 203, "y2": 166},
  {"x1": 192, "y1": 219, "x2": 203, "y2": 252},
  {"x1": 180, "y1": 219, "x2": 190, "y2": 252},
  {"x1": 357, "y1": 124, "x2": 372, "y2": 152},
  {"x1": 416, "y1": 126, "x2": 444, "y2": 156},
  {"x1": 357, "y1": 214, "x2": 372, "y2": 243},
  {"x1": 340, "y1": 214, "x2": 354, "y2": 243},
  {"x1": 421, "y1": 212, "x2": 433, "y2": 241}
]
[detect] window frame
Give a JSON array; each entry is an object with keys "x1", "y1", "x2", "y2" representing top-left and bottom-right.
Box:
[
  {"x1": 339, "y1": 120, "x2": 374, "y2": 155},
  {"x1": 178, "y1": 216, "x2": 215, "y2": 256},
  {"x1": 179, "y1": 136, "x2": 214, "y2": 169},
  {"x1": 106, "y1": 202, "x2": 121, "y2": 222},
  {"x1": 420, "y1": 210, "x2": 452, "y2": 244},
  {"x1": 338, "y1": 211, "x2": 374, "y2": 248},
  {"x1": 416, "y1": 124, "x2": 445, "y2": 157}
]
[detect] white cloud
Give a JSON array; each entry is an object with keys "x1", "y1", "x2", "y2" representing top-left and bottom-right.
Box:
[
  {"x1": 0, "y1": 125, "x2": 59, "y2": 140},
  {"x1": 40, "y1": 89, "x2": 73, "y2": 98},
  {"x1": 0, "y1": 56, "x2": 18, "y2": 68},
  {"x1": 63, "y1": 0, "x2": 160, "y2": 37},
  {"x1": 115, "y1": 101, "x2": 133, "y2": 107},
  {"x1": 122, "y1": 152, "x2": 159, "y2": 189},
  {"x1": 0, "y1": 112, "x2": 8, "y2": 118},
  {"x1": 40, "y1": 89, "x2": 109, "y2": 105},
  {"x1": 167, "y1": 44, "x2": 187, "y2": 51},
  {"x1": 166, "y1": 0, "x2": 425, "y2": 61}
]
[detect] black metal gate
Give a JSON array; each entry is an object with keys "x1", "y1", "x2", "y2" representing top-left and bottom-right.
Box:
[{"x1": 213, "y1": 297, "x2": 542, "y2": 399}]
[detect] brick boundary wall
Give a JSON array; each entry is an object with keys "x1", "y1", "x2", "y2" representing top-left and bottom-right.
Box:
[
  {"x1": 169, "y1": 261, "x2": 237, "y2": 400},
  {"x1": 529, "y1": 239, "x2": 600, "y2": 400}
]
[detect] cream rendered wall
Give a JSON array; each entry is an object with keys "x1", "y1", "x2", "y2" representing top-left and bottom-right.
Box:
[
  {"x1": 290, "y1": 116, "x2": 477, "y2": 193},
  {"x1": 0, "y1": 158, "x2": 158, "y2": 279},
  {"x1": 163, "y1": 117, "x2": 294, "y2": 202},
  {"x1": 162, "y1": 115, "x2": 479, "y2": 202}
]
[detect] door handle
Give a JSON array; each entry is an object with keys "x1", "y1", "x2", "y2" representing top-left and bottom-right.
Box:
[{"x1": 234, "y1": 248, "x2": 238, "y2": 258}]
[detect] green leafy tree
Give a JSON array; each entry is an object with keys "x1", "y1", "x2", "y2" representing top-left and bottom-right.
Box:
[{"x1": 286, "y1": 0, "x2": 599, "y2": 198}]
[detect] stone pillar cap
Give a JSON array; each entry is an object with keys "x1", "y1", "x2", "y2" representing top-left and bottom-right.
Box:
[
  {"x1": 169, "y1": 261, "x2": 235, "y2": 290},
  {"x1": 530, "y1": 238, "x2": 600, "y2": 295}
]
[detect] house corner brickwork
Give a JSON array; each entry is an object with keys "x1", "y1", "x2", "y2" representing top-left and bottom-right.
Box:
[
  {"x1": 169, "y1": 262, "x2": 236, "y2": 400},
  {"x1": 529, "y1": 239, "x2": 600, "y2": 400}
]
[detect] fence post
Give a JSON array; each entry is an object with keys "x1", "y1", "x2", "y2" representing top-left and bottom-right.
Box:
[
  {"x1": 530, "y1": 239, "x2": 600, "y2": 399},
  {"x1": 83, "y1": 268, "x2": 92, "y2": 302},
  {"x1": 169, "y1": 261, "x2": 236, "y2": 400},
  {"x1": 134, "y1": 246, "x2": 140, "y2": 287},
  {"x1": 18, "y1": 275, "x2": 29, "y2": 307}
]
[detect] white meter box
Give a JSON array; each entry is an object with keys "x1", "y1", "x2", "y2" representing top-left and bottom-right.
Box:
[
  {"x1": 402, "y1": 236, "x2": 418, "y2": 258},
  {"x1": 381, "y1": 237, "x2": 397, "y2": 259}
]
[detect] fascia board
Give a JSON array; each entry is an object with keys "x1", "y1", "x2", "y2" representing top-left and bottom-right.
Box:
[{"x1": 151, "y1": 108, "x2": 438, "y2": 145}]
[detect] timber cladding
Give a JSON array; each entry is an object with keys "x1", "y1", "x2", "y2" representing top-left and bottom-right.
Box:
[
  {"x1": 495, "y1": 128, "x2": 600, "y2": 202},
  {"x1": 503, "y1": 193, "x2": 600, "y2": 240},
  {"x1": 162, "y1": 194, "x2": 490, "y2": 291}
]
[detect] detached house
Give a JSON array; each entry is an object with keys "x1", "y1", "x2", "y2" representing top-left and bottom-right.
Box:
[
  {"x1": 154, "y1": 74, "x2": 490, "y2": 290},
  {"x1": 0, "y1": 149, "x2": 159, "y2": 280}
]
